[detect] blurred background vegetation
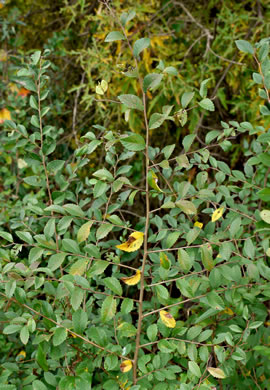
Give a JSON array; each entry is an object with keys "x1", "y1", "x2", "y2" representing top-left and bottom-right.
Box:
[{"x1": 1, "y1": 0, "x2": 270, "y2": 167}]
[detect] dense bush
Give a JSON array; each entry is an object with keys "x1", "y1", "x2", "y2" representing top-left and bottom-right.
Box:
[{"x1": 1, "y1": 1, "x2": 270, "y2": 389}]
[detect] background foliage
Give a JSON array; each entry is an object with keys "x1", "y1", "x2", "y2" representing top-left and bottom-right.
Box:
[{"x1": 1, "y1": 0, "x2": 270, "y2": 389}]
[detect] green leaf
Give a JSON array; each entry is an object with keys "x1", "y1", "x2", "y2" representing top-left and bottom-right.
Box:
[
  {"x1": 93, "y1": 168, "x2": 114, "y2": 182},
  {"x1": 105, "y1": 31, "x2": 125, "y2": 42},
  {"x1": 30, "y1": 115, "x2": 40, "y2": 128},
  {"x1": 16, "y1": 231, "x2": 33, "y2": 244},
  {"x1": 163, "y1": 66, "x2": 178, "y2": 76},
  {"x1": 31, "y1": 50, "x2": 41, "y2": 65},
  {"x1": 36, "y1": 343, "x2": 49, "y2": 371},
  {"x1": 200, "y1": 244, "x2": 214, "y2": 271},
  {"x1": 186, "y1": 227, "x2": 201, "y2": 245},
  {"x1": 176, "y1": 109, "x2": 187, "y2": 126},
  {"x1": 73, "y1": 309, "x2": 88, "y2": 334},
  {"x1": 94, "y1": 181, "x2": 109, "y2": 198},
  {"x1": 162, "y1": 144, "x2": 175, "y2": 159},
  {"x1": 199, "y1": 78, "x2": 211, "y2": 98},
  {"x1": 77, "y1": 221, "x2": 93, "y2": 243},
  {"x1": 235, "y1": 39, "x2": 254, "y2": 54},
  {"x1": 117, "y1": 322, "x2": 137, "y2": 337},
  {"x1": 44, "y1": 218, "x2": 55, "y2": 239},
  {"x1": 120, "y1": 134, "x2": 146, "y2": 151},
  {"x1": 103, "y1": 277, "x2": 123, "y2": 296},
  {"x1": 118, "y1": 94, "x2": 144, "y2": 111},
  {"x1": 30, "y1": 95, "x2": 38, "y2": 110},
  {"x1": 101, "y1": 296, "x2": 116, "y2": 322},
  {"x1": 71, "y1": 287, "x2": 84, "y2": 310},
  {"x1": 181, "y1": 91, "x2": 195, "y2": 108},
  {"x1": 62, "y1": 238, "x2": 80, "y2": 254},
  {"x1": 149, "y1": 113, "x2": 167, "y2": 129},
  {"x1": 33, "y1": 380, "x2": 48, "y2": 390},
  {"x1": 47, "y1": 160, "x2": 65, "y2": 172},
  {"x1": 63, "y1": 203, "x2": 85, "y2": 217},
  {"x1": 120, "y1": 10, "x2": 136, "y2": 26},
  {"x1": 166, "y1": 231, "x2": 181, "y2": 248},
  {"x1": 188, "y1": 361, "x2": 201, "y2": 377},
  {"x1": 258, "y1": 153, "x2": 270, "y2": 167},
  {"x1": 121, "y1": 298, "x2": 134, "y2": 314},
  {"x1": 207, "y1": 291, "x2": 224, "y2": 310},
  {"x1": 143, "y1": 73, "x2": 163, "y2": 92},
  {"x1": 53, "y1": 327, "x2": 67, "y2": 346},
  {"x1": 147, "y1": 324, "x2": 158, "y2": 342},
  {"x1": 183, "y1": 134, "x2": 196, "y2": 152},
  {"x1": 48, "y1": 253, "x2": 67, "y2": 271},
  {"x1": 176, "y1": 200, "x2": 197, "y2": 215},
  {"x1": 199, "y1": 98, "x2": 215, "y2": 111},
  {"x1": 106, "y1": 214, "x2": 123, "y2": 225},
  {"x1": 186, "y1": 325, "x2": 202, "y2": 340},
  {"x1": 133, "y1": 38, "x2": 150, "y2": 58},
  {"x1": 23, "y1": 175, "x2": 41, "y2": 187},
  {"x1": 5, "y1": 280, "x2": 16, "y2": 298},
  {"x1": 88, "y1": 260, "x2": 109, "y2": 277},
  {"x1": 69, "y1": 259, "x2": 87, "y2": 276},
  {"x1": 0, "y1": 231, "x2": 13, "y2": 242},
  {"x1": 258, "y1": 188, "x2": 270, "y2": 202},
  {"x1": 20, "y1": 326, "x2": 29, "y2": 345},
  {"x1": 3, "y1": 324, "x2": 22, "y2": 334},
  {"x1": 96, "y1": 223, "x2": 114, "y2": 240},
  {"x1": 178, "y1": 249, "x2": 192, "y2": 273}
]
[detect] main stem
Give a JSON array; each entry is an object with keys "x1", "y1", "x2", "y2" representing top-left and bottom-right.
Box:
[{"x1": 133, "y1": 91, "x2": 150, "y2": 383}]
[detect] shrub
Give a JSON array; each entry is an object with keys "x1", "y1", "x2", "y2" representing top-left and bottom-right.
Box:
[{"x1": 1, "y1": 3, "x2": 270, "y2": 390}]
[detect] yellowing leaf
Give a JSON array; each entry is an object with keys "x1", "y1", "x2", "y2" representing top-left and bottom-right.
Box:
[
  {"x1": 116, "y1": 231, "x2": 144, "y2": 252},
  {"x1": 194, "y1": 221, "x2": 203, "y2": 229},
  {"x1": 17, "y1": 350, "x2": 26, "y2": 360},
  {"x1": 211, "y1": 207, "x2": 224, "y2": 222},
  {"x1": 120, "y1": 359, "x2": 133, "y2": 373},
  {"x1": 159, "y1": 310, "x2": 176, "y2": 328},
  {"x1": 148, "y1": 170, "x2": 163, "y2": 192},
  {"x1": 77, "y1": 221, "x2": 93, "y2": 243},
  {"x1": 160, "y1": 252, "x2": 170, "y2": 270},
  {"x1": 223, "y1": 307, "x2": 234, "y2": 315},
  {"x1": 121, "y1": 270, "x2": 141, "y2": 286},
  {"x1": 0, "y1": 108, "x2": 11, "y2": 124},
  {"x1": 96, "y1": 80, "x2": 108, "y2": 95},
  {"x1": 207, "y1": 367, "x2": 226, "y2": 379}
]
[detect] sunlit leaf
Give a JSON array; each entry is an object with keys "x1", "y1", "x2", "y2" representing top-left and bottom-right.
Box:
[
  {"x1": 159, "y1": 310, "x2": 176, "y2": 328},
  {"x1": 121, "y1": 270, "x2": 141, "y2": 286},
  {"x1": 207, "y1": 367, "x2": 226, "y2": 379},
  {"x1": 120, "y1": 359, "x2": 133, "y2": 373},
  {"x1": 116, "y1": 231, "x2": 144, "y2": 252},
  {"x1": 212, "y1": 207, "x2": 224, "y2": 222}
]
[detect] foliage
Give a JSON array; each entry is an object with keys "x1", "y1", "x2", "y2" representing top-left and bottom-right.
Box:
[{"x1": 1, "y1": 1, "x2": 270, "y2": 389}]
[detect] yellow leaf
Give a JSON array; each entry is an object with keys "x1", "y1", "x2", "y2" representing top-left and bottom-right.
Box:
[
  {"x1": 17, "y1": 350, "x2": 26, "y2": 360},
  {"x1": 121, "y1": 270, "x2": 141, "y2": 286},
  {"x1": 77, "y1": 221, "x2": 93, "y2": 243},
  {"x1": 159, "y1": 310, "x2": 176, "y2": 328},
  {"x1": 0, "y1": 108, "x2": 11, "y2": 124},
  {"x1": 194, "y1": 221, "x2": 203, "y2": 229},
  {"x1": 116, "y1": 231, "x2": 144, "y2": 252},
  {"x1": 207, "y1": 367, "x2": 226, "y2": 379},
  {"x1": 120, "y1": 359, "x2": 133, "y2": 373},
  {"x1": 211, "y1": 207, "x2": 224, "y2": 222}
]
